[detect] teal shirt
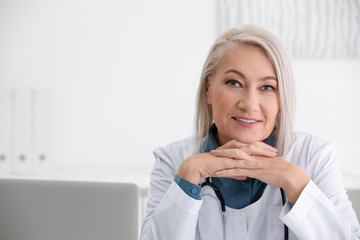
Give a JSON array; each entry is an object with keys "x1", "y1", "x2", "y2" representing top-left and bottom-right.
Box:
[{"x1": 175, "y1": 124, "x2": 276, "y2": 209}]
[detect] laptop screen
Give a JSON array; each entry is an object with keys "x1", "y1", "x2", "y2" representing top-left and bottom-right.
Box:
[{"x1": 0, "y1": 179, "x2": 138, "y2": 240}]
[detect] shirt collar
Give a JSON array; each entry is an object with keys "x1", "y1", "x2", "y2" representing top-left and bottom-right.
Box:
[{"x1": 202, "y1": 124, "x2": 219, "y2": 153}]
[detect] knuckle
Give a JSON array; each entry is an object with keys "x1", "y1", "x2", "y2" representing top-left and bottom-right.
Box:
[
  {"x1": 236, "y1": 142, "x2": 245, "y2": 148},
  {"x1": 227, "y1": 159, "x2": 237, "y2": 168},
  {"x1": 234, "y1": 161, "x2": 242, "y2": 168},
  {"x1": 226, "y1": 159, "x2": 235, "y2": 168},
  {"x1": 234, "y1": 169, "x2": 242, "y2": 175},
  {"x1": 248, "y1": 145, "x2": 255, "y2": 151},
  {"x1": 233, "y1": 149, "x2": 242, "y2": 157},
  {"x1": 241, "y1": 160, "x2": 251, "y2": 168},
  {"x1": 230, "y1": 139, "x2": 237, "y2": 144},
  {"x1": 242, "y1": 147, "x2": 251, "y2": 156}
]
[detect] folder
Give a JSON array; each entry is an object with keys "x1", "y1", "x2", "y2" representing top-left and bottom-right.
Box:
[
  {"x1": 13, "y1": 89, "x2": 33, "y2": 173},
  {"x1": 33, "y1": 89, "x2": 53, "y2": 172},
  {"x1": 0, "y1": 89, "x2": 13, "y2": 173}
]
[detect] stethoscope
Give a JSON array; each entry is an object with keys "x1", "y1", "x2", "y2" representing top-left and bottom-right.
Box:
[{"x1": 201, "y1": 177, "x2": 289, "y2": 240}]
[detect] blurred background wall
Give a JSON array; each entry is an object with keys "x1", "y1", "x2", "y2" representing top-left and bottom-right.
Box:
[{"x1": 0, "y1": 0, "x2": 359, "y2": 181}]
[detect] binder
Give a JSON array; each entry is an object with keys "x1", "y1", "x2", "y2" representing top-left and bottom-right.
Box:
[
  {"x1": 33, "y1": 89, "x2": 53, "y2": 172},
  {"x1": 0, "y1": 89, "x2": 13, "y2": 173},
  {"x1": 13, "y1": 89, "x2": 33, "y2": 173}
]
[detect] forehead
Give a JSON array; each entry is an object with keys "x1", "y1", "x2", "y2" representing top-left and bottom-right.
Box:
[{"x1": 215, "y1": 44, "x2": 276, "y2": 77}]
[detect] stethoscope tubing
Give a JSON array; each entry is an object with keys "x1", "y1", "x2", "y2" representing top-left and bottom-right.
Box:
[
  {"x1": 200, "y1": 177, "x2": 289, "y2": 240},
  {"x1": 201, "y1": 178, "x2": 226, "y2": 212}
]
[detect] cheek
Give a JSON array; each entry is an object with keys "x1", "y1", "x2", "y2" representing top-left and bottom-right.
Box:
[
  {"x1": 264, "y1": 101, "x2": 280, "y2": 124},
  {"x1": 211, "y1": 93, "x2": 234, "y2": 122},
  {"x1": 213, "y1": 93, "x2": 232, "y2": 112}
]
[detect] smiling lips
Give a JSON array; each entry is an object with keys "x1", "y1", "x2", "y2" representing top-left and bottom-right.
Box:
[{"x1": 232, "y1": 116, "x2": 261, "y2": 127}]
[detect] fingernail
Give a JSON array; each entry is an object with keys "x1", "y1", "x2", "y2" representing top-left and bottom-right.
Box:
[{"x1": 210, "y1": 150, "x2": 217, "y2": 154}]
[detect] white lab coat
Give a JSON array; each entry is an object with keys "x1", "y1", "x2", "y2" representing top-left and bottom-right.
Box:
[{"x1": 140, "y1": 132, "x2": 360, "y2": 239}]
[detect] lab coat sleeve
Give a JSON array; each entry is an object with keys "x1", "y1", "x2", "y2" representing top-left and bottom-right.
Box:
[
  {"x1": 279, "y1": 143, "x2": 360, "y2": 239},
  {"x1": 140, "y1": 145, "x2": 203, "y2": 240}
]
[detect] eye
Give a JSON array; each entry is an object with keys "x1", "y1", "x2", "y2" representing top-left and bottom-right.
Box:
[
  {"x1": 225, "y1": 80, "x2": 242, "y2": 87},
  {"x1": 260, "y1": 85, "x2": 276, "y2": 91}
]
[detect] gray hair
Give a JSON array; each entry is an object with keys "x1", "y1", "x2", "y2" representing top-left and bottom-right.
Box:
[{"x1": 195, "y1": 25, "x2": 295, "y2": 157}]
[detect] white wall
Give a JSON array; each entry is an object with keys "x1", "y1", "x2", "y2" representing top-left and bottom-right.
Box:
[
  {"x1": 0, "y1": 0, "x2": 359, "y2": 179},
  {"x1": 293, "y1": 59, "x2": 360, "y2": 176},
  {"x1": 0, "y1": 0, "x2": 217, "y2": 172}
]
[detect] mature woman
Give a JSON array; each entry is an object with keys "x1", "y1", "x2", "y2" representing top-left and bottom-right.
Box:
[{"x1": 140, "y1": 25, "x2": 360, "y2": 239}]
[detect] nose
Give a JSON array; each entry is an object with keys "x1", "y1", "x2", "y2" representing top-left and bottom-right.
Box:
[{"x1": 237, "y1": 88, "x2": 259, "y2": 112}]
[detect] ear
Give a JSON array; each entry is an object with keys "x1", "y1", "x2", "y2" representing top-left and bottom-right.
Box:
[{"x1": 205, "y1": 78, "x2": 212, "y2": 104}]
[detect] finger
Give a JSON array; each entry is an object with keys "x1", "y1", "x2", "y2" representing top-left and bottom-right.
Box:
[
  {"x1": 241, "y1": 144, "x2": 277, "y2": 157},
  {"x1": 209, "y1": 154, "x2": 267, "y2": 173},
  {"x1": 218, "y1": 140, "x2": 278, "y2": 152},
  {"x1": 211, "y1": 149, "x2": 270, "y2": 168},
  {"x1": 211, "y1": 148, "x2": 251, "y2": 161},
  {"x1": 209, "y1": 175, "x2": 247, "y2": 180},
  {"x1": 254, "y1": 142, "x2": 278, "y2": 154},
  {"x1": 217, "y1": 139, "x2": 246, "y2": 150},
  {"x1": 222, "y1": 156, "x2": 269, "y2": 169},
  {"x1": 246, "y1": 142, "x2": 277, "y2": 154},
  {"x1": 217, "y1": 140, "x2": 277, "y2": 156},
  {"x1": 233, "y1": 176, "x2": 247, "y2": 180},
  {"x1": 215, "y1": 168, "x2": 256, "y2": 178}
]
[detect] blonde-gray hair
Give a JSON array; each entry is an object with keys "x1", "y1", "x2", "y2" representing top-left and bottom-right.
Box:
[{"x1": 195, "y1": 25, "x2": 295, "y2": 157}]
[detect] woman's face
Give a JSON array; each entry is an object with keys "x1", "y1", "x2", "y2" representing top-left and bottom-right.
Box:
[{"x1": 206, "y1": 44, "x2": 280, "y2": 145}]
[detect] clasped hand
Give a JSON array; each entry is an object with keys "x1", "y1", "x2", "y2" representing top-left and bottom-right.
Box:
[{"x1": 177, "y1": 140, "x2": 310, "y2": 204}]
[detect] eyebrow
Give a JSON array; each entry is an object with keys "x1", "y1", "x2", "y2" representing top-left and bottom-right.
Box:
[{"x1": 224, "y1": 69, "x2": 278, "y2": 82}]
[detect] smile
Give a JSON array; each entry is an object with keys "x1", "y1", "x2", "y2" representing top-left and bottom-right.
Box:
[
  {"x1": 233, "y1": 117, "x2": 260, "y2": 123},
  {"x1": 234, "y1": 117, "x2": 257, "y2": 123},
  {"x1": 232, "y1": 117, "x2": 261, "y2": 128}
]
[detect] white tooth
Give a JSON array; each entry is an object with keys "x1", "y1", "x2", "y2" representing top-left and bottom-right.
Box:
[{"x1": 236, "y1": 118, "x2": 256, "y2": 123}]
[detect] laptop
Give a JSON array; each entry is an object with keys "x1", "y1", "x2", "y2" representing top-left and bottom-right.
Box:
[{"x1": 0, "y1": 178, "x2": 138, "y2": 240}]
